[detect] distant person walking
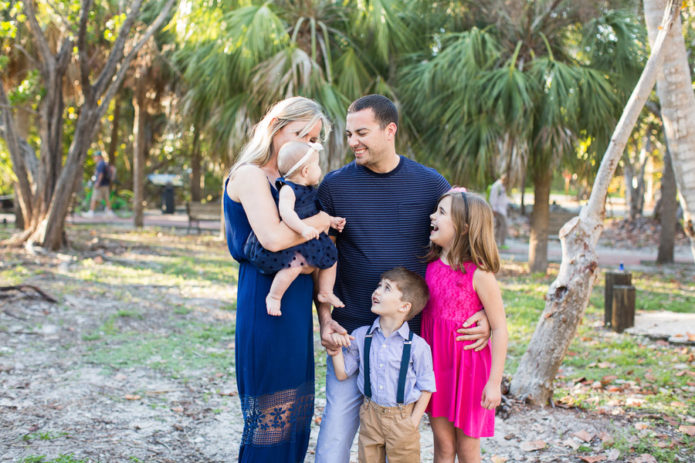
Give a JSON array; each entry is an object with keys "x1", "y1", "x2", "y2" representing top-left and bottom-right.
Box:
[
  {"x1": 84, "y1": 151, "x2": 114, "y2": 217},
  {"x1": 489, "y1": 174, "x2": 509, "y2": 247}
]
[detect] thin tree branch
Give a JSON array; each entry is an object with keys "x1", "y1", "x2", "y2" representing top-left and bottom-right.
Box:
[
  {"x1": 23, "y1": 0, "x2": 53, "y2": 75},
  {"x1": 12, "y1": 44, "x2": 39, "y2": 69},
  {"x1": 93, "y1": 0, "x2": 146, "y2": 97},
  {"x1": 531, "y1": 0, "x2": 564, "y2": 32},
  {"x1": 78, "y1": 0, "x2": 95, "y2": 104},
  {"x1": 96, "y1": 0, "x2": 176, "y2": 122}
]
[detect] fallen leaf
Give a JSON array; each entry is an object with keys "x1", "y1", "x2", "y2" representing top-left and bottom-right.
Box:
[
  {"x1": 520, "y1": 440, "x2": 547, "y2": 452},
  {"x1": 635, "y1": 422, "x2": 649, "y2": 430},
  {"x1": 598, "y1": 432, "x2": 614, "y2": 445},
  {"x1": 563, "y1": 438, "x2": 580, "y2": 450},
  {"x1": 172, "y1": 424, "x2": 184, "y2": 431},
  {"x1": 574, "y1": 430, "x2": 595, "y2": 442},
  {"x1": 632, "y1": 454, "x2": 657, "y2": 463},
  {"x1": 644, "y1": 373, "x2": 656, "y2": 382},
  {"x1": 605, "y1": 449, "x2": 620, "y2": 461},
  {"x1": 679, "y1": 425, "x2": 695, "y2": 436},
  {"x1": 670, "y1": 401, "x2": 686, "y2": 407},
  {"x1": 491, "y1": 456, "x2": 508, "y2": 463},
  {"x1": 171, "y1": 406, "x2": 184, "y2": 413},
  {"x1": 601, "y1": 375, "x2": 618, "y2": 386},
  {"x1": 597, "y1": 362, "x2": 614, "y2": 369},
  {"x1": 676, "y1": 371, "x2": 686, "y2": 377},
  {"x1": 94, "y1": 256, "x2": 104, "y2": 264},
  {"x1": 124, "y1": 394, "x2": 141, "y2": 400},
  {"x1": 580, "y1": 456, "x2": 606, "y2": 463}
]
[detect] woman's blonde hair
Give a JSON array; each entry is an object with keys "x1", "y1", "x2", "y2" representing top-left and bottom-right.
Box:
[
  {"x1": 425, "y1": 190, "x2": 500, "y2": 273},
  {"x1": 230, "y1": 97, "x2": 331, "y2": 175}
]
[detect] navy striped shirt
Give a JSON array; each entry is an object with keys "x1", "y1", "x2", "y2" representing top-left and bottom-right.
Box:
[{"x1": 317, "y1": 156, "x2": 450, "y2": 334}]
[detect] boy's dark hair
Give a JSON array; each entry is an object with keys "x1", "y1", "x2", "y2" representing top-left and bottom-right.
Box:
[
  {"x1": 380, "y1": 267, "x2": 429, "y2": 321},
  {"x1": 347, "y1": 94, "x2": 398, "y2": 128}
]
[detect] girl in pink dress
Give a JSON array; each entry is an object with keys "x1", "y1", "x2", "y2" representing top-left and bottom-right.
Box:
[{"x1": 421, "y1": 188, "x2": 508, "y2": 463}]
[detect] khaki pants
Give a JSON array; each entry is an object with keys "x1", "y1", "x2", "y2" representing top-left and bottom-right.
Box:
[
  {"x1": 358, "y1": 399, "x2": 420, "y2": 463},
  {"x1": 93, "y1": 185, "x2": 110, "y2": 202}
]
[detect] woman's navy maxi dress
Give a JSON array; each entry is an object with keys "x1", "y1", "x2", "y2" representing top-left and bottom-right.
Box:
[{"x1": 224, "y1": 179, "x2": 314, "y2": 462}]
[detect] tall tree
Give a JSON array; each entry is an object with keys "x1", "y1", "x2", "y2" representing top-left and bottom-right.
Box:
[
  {"x1": 0, "y1": 0, "x2": 174, "y2": 250},
  {"x1": 400, "y1": 1, "x2": 631, "y2": 273},
  {"x1": 510, "y1": 0, "x2": 681, "y2": 404},
  {"x1": 644, "y1": 0, "x2": 695, "y2": 261},
  {"x1": 657, "y1": 146, "x2": 678, "y2": 263}
]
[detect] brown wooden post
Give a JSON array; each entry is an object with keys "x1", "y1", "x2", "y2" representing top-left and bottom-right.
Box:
[
  {"x1": 611, "y1": 285, "x2": 636, "y2": 332},
  {"x1": 604, "y1": 271, "x2": 632, "y2": 326}
]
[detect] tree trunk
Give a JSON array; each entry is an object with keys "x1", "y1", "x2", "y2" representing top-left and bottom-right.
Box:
[
  {"x1": 510, "y1": 0, "x2": 680, "y2": 405},
  {"x1": 528, "y1": 168, "x2": 551, "y2": 273},
  {"x1": 1, "y1": 0, "x2": 174, "y2": 250},
  {"x1": 132, "y1": 70, "x2": 147, "y2": 228},
  {"x1": 108, "y1": 91, "x2": 121, "y2": 165},
  {"x1": 190, "y1": 126, "x2": 202, "y2": 202},
  {"x1": 645, "y1": 0, "x2": 695, "y2": 261},
  {"x1": 657, "y1": 147, "x2": 677, "y2": 263},
  {"x1": 623, "y1": 137, "x2": 649, "y2": 220}
]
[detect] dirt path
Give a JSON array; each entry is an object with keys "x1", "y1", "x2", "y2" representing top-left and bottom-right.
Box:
[{"x1": 1, "y1": 229, "x2": 692, "y2": 462}]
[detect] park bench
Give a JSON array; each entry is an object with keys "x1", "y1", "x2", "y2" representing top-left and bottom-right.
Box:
[
  {"x1": 186, "y1": 201, "x2": 220, "y2": 234},
  {"x1": 547, "y1": 209, "x2": 577, "y2": 240}
]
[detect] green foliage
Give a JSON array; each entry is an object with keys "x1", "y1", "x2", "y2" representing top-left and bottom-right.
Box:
[{"x1": 19, "y1": 455, "x2": 92, "y2": 463}]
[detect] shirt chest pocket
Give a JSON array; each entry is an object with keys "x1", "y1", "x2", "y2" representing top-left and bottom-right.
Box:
[{"x1": 397, "y1": 201, "x2": 432, "y2": 237}]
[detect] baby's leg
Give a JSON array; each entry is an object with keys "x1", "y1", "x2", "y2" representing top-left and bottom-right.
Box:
[
  {"x1": 266, "y1": 253, "x2": 314, "y2": 316},
  {"x1": 455, "y1": 428, "x2": 481, "y2": 463},
  {"x1": 316, "y1": 262, "x2": 344, "y2": 308}
]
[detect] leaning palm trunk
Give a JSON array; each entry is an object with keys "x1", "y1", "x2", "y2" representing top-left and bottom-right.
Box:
[
  {"x1": 510, "y1": 0, "x2": 681, "y2": 405},
  {"x1": 644, "y1": 0, "x2": 695, "y2": 262}
]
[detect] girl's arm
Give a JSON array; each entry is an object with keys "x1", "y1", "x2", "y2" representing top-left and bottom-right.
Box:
[
  {"x1": 227, "y1": 165, "x2": 330, "y2": 252},
  {"x1": 473, "y1": 269, "x2": 508, "y2": 410},
  {"x1": 278, "y1": 186, "x2": 319, "y2": 240}
]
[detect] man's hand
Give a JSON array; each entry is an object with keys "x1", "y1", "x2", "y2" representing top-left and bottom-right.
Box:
[
  {"x1": 320, "y1": 317, "x2": 350, "y2": 356},
  {"x1": 455, "y1": 309, "x2": 491, "y2": 351}
]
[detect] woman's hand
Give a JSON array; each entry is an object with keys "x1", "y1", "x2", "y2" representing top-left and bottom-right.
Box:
[
  {"x1": 455, "y1": 310, "x2": 491, "y2": 351},
  {"x1": 481, "y1": 381, "x2": 501, "y2": 410}
]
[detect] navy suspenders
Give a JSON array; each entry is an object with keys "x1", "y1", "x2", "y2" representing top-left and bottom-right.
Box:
[{"x1": 363, "y1": 326, "x2": 414, "y2": 405}]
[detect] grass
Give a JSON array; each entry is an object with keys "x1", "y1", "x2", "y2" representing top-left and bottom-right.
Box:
[
  {"x1": 19, "y1": 456, "x2": 92, "y2": 463},
  {"x1": 2, "y1": 226, "x2": 693, "y2": 461}
]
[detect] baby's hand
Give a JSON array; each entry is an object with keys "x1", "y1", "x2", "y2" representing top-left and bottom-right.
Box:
[
  {"x1": 331, "y1": 217, "x2": 346, "y2": 232},
  {"x1": 301, "y1": 226, "x2": 320, "y2": 240}
]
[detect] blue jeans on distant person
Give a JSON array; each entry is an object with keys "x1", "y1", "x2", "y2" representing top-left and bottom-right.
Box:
[{"x1": 315, "y1": 354, "x2": 362, "y2": 463}]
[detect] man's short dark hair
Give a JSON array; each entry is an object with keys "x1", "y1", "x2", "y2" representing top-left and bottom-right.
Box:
[
  {"x1": 347, "y1": 94, "x2": 398, "y2": 128},
  {"x1": 380, "y1": 267, "x2": 429, "y2": 321}
]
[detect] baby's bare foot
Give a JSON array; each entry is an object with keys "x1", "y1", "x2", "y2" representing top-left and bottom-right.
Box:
[
  {"x1": 318, "y1": 292, "x2": 344, "y2": 308},
  {"x1": 266, "y1": 295, "x2": 282, "y2": 316}
]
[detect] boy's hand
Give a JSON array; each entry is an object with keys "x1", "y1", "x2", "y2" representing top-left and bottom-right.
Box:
[
  {"x1": 301, "y1": 226, "x2": 320, "y2": 240},
  {"x1": 330, "y1": 332, "x2": 352, "y2": 348},
  {"x1": 481, "y1": 381, "x2": 501, "y2": 410},
  {"x1": 409, "y1": 413, "x2": 422, "y2": 428},
  {"x1": 331, "y1": 216, "x2": 346, "y2": 232}
]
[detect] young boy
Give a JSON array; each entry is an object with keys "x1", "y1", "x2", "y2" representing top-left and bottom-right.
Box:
[{"x1": 329, "y1": 267, "x2": 435, "y2": 463}]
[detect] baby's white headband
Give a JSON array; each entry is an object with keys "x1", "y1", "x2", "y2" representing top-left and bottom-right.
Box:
[{"x1": 283, "y1": 142, "x2": 323, "y2": 178}]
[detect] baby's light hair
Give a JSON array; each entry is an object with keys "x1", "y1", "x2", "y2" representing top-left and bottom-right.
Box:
[
  {"x1": 277, "y1": 141, "x2": 319, "y2": 178},
  {"x1": 425, "y1": 189, "x2": 500, "y2": 274},
  {"x1": 379, "y1": 267, "x2": 430, "y2": 321}
]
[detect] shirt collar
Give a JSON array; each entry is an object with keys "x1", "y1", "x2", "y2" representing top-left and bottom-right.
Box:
[{"x1": 370, "y1": 317, "x2": 411, "y2": 339}]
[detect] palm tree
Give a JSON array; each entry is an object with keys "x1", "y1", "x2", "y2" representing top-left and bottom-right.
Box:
[
  {"x1": 645, "y1": 0, "x2": 695, "y2": 262},
  {"x1": 173, "y1": 0, "x2": 420, "y2": 173},
  {"x1": 400, "y1": 1, "x2": 639, "y2": 273}
]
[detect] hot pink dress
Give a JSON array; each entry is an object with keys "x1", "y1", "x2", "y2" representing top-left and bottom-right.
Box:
[{"x1": 421, "y1": 259, "x2": 494, "y2": 437}]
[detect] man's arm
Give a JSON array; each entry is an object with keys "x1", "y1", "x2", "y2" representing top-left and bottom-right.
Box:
[{"x1": 456, "y1": 310, "x2": 491, "y2": 351}]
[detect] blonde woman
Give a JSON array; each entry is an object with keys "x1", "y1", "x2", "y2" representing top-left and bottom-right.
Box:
[{"x1": 224, "y1": 97, "x2": 333, "y2": 461}]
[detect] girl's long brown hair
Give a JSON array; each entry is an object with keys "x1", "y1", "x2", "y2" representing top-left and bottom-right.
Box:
[{"x1": 425, "y1": 190, "x2": 500, "y2": 273}]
